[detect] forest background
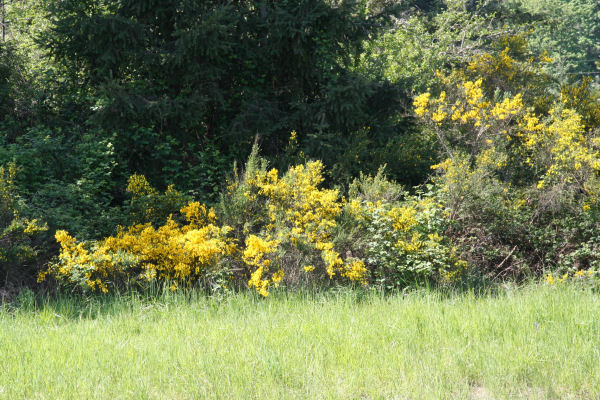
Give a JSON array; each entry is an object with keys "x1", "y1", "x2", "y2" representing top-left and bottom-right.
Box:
[{"x1": 1, "y1": 0, "x2": 600, "y2": 296}]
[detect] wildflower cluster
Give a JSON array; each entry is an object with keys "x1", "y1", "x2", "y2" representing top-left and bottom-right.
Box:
[
  {"x1": 39, "y1": 201, "x2": 235, "y2": 292},
  {"x1": 545, "y1": 270, "x2": 595, "y2": 285}
]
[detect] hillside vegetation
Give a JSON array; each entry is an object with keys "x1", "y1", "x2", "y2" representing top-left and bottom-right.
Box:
[{"x1": 1, "y1": 0, "x2": 600, "y2": 295}]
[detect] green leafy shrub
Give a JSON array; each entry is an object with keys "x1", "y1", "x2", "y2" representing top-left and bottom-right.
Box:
[
  {"x1": 341, "y1": 170, "x2": 466, "y2": 289},
  {"x1": 0, "y1": 127, "x2": 125, "y2": 240},
  {"x1": 0, "y1": 163, "x2": 47, "y2": 285},
  {"x1": 123, "y1": 174, "x2": 190, "y2": 227}
]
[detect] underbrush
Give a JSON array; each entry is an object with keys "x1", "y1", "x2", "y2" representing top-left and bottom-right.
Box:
[
  {"x1": 8, "y1": 38, "x2": 600, "y2": 297},
  {"x1": 33, "y1": 135, "x2": 600, "y2": 296},
  {"x1": 36, "y1": 146, "x2": 467, "y2": 297}
]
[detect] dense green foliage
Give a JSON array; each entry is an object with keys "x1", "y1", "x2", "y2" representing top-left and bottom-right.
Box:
[
  {"x1": 40, "y1": 0, "x2": 406, "y2": 191},
  {"x1": 0, "y1": 163, "x2": 47, "y2": 285},
  {"x1": 517, "y1": 0, "x2": 600, "y2": 79},
  {"x1": 1, "y1": 0, "x2": 600, "y2": 292}
]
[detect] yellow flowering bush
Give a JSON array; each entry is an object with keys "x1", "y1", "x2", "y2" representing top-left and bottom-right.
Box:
[
  {"x1": 43, "y1": 156, "x2": 375, "y2": 297},
  {"x1": 465, "y1": 33, "x2": 555, "y2": 111},
  {"x1": 239, "y1": 159, "x2": 367, "y2": 295},
  {"x1": 415, "y1": 52, "x2": 600, "y2": 202},
  {"x1": 412, "y1": 38, "x2": 600, "y2": 278},
  {"x1": 560, "y1": 77, "x2": 600, "y2": 129},
  {"x1": 43, "y1": 117, "x2": 600, "y2": 293},
  {"x1": 414, "y1": 76, "x2": 524, "y2": 159},
  {"x1": 40, "y1": 191, "x2": 236, "y2": 292}
]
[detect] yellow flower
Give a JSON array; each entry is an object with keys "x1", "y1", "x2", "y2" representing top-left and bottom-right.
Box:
[
  {"x1": 413, "y1": 92, "x2": 431, "y2": 116},
  {"x1": 272, "y1": 269, "x2": 284, "y2": 284}
]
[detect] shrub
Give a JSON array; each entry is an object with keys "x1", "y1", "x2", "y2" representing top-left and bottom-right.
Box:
[
  {"x1": 39, "y1": 151, "x2": 476, "y2": 295},
  {"x1": 342, "y1": 171, "x2": 466, "y2": 288},
  {"x1": 413, "y1": 45, "x2": 600, "y2": 279},
  {"x1": 0, "y1": 163, "x2": 47, "y2": 286},
  {"x1": 124, "y1": 174, "x2": 190, "y2": 227},
  {"x1": 39, "y1": 186, "x2": 235, "y2": 293},
  {"x1": 223, "y1": 148, "x2": 368, "y2": 295}
]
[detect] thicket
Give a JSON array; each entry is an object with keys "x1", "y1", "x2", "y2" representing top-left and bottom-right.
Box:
[
  {"x1": 1, "y1": 0, "x2": 600, "y2": 295},
  {"x1": 38, "y1": 146, "x2": 467, "y2": 295}
]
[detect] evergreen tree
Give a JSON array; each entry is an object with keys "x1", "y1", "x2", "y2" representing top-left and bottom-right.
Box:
[{"x1": 43, "y1": 0, "x2": 401, "y2": 195}]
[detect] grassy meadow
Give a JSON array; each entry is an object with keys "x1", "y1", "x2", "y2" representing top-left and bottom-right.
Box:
[{"x1": 0, "y1": 284, "x2": 599, "y2": 399}]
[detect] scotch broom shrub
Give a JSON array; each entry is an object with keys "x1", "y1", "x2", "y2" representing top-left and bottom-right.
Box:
[
  {"x1": 414, "y1": 41, "x2": 600, "y2": 278},
  {"x1": 39, "y1": 150, "x2": 471, "y2": 295},
  {"x1": 39, "y1": 186, "x2": 236, "y2": 293},
  {"x1": 222, "y1": 146, "x2": 368, "y2": 295}
]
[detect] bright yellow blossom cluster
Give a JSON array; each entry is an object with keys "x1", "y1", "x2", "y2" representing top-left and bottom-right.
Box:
[
  {"x1": 244, "y1": 161, "x2": 368, "y2": 292},
  {"x1": 126, "y1": 173, "x2": 157, "y2": 197},
  {"x1": 545, "y1": 270, "x2": 594, "y2": 285},
  {"x1": 414, "y1": 77, "x2": 522, "y2": 138},
  {"x1": 39, "y1": 199, "x2": 235, "y2": 292},
  {"x1": 468, "y1": 47, "x2": 517, "y2": 83},
  {"x1": 413, "y1": 92, "x2": 431, "y2": 117},
  {"x1": 415, "y1": 70, "x2": 600, "y2": 199},
  {"x1": 519, "y1": 108, "x2": 600, "y2": 189},
  {"x1": 248, "y1": 162, "x2": 341, "y2": 244},
  {"x1": 243, "y1": 235, "x2": 282, "y2": 297}
]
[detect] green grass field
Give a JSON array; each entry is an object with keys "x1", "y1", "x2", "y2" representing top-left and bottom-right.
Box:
[{"x1": 1, "y1": 284, "x2": 599, "y2": 399}]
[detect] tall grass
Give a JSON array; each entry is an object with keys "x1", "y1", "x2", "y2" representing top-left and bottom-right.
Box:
[{"x1": 0, "y1": 284, "x2": 599, "y2": 399}]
